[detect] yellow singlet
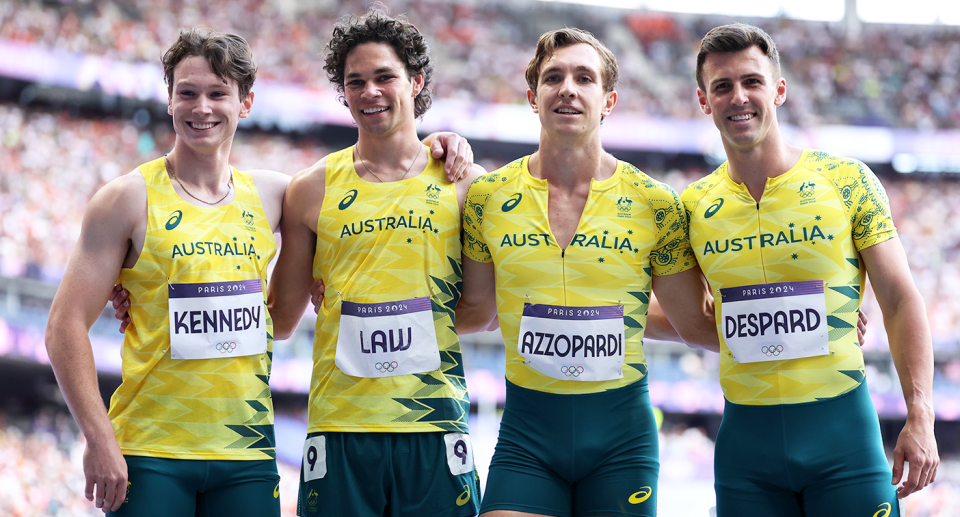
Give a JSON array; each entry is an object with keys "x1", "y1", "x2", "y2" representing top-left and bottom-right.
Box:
[
  {"x1": 682, "y1": 149, "x2": 897, "y2": 405},
  {"x1": 309, "y1": 146, "x2": 469, "y2": 434},
  {"x1": 463, "y1": 156, "x2": 695, "y2": 395},
  {"x1": 113, "y1": 157, "x2": 277, "y2": 460}
]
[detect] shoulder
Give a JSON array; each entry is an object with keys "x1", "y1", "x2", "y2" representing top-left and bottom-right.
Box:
[
  {"x1": 245, "y1": 169, "x2": 291, "y2": 204},
  {"x1": 92, "y1": 166, "x2": 147, "y2": 213},
  {"x1": 467, "y1": 157, "x2": 525, "y2": 196},
  {"x1": 681, "y1": 167, "x2": 724, "y2": 206},
  {"x1": 619, "y1": 161, "x2": 680, "y2": 201}
]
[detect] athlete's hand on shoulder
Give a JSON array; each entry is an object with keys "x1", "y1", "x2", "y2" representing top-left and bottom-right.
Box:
[
  {"x1": 109, "y1": 285, "x2": 132, "y2": 333},
  {"x1": 427, "y1": 132, "x2": 474, "y2": 182},
  {"x1": 892, "y1": 404, "x2": 939, "y2": 498},
  {"x1": 310, "y1": 279, "x2": 325, "y2": 314},
  {"x1": 857, "y1": 310, "x2": 867, "y2": 347},
  {"x1": 83, "y1": 437, "x2": 128, "y2": 513}
]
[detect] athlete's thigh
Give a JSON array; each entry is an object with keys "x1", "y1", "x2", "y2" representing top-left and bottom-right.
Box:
[
  {"x1": 198, "y1": 459, "x2": 280, "y2": 517},
  {"x1": 297, "y1": 432, "x2": 388, "y2": 517},
  {"x1": 109, "y1": 456, "x2": 198, "y2": 517},
  {"x1": 389, "y1": 432, "x2": 481, "y2": 517},
  {"x1": 713, "y1": 403, "x2": 802, "y2": 517}
]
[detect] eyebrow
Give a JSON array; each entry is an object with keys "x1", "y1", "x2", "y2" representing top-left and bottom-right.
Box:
[
  {"x1": 711, "y1": 72, "x2": 765, "y2": 86},
  {"x1": 541, "y1": 64, "x2": 598, "y2": 77},
  {"x1": 346, "y1": 67, "x2": 398, "y2": 79}
]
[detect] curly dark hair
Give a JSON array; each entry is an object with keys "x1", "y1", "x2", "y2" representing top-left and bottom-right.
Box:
[
  {"x1": 324, "y1": 8, "x2": 433, "y2": 119},
  {"x1": 162, "y1": 28, "x2": 257, "y2": 99}
]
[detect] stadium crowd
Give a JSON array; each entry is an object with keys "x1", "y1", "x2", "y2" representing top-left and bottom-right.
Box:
[{"x1": 2, "y1": 0, "x2": 960, "y2": 128}]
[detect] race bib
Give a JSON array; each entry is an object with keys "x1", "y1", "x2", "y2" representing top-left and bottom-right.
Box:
[
  {"x1": 335, "y1": 297, "x2": 441, "y2": 378},
  {"x1": 443, "y1": 433, "x2": 475, "y2": 476},
  {"x1": 719, "y1": 280, "x2": 829, "y2": 363},
  {"x1": 518, "y1": 303, "x2": 624, "y2": 382},
  {"x1": 168, "y1": 279, "x2": 267, "y2": 360}
]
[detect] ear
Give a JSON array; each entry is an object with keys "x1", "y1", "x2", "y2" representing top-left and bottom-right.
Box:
[
  {"x1": 697, "y1": 88, "x2": 711, "y2": 115},
  {"x1": 527, "y1": 89, "x2": 538, "y2": 113},
  {"x1": 411, "y1": 73, "x2": 425, "y2": 97},
  {"x1": 774, "y1": 77, "x2": 787, "y2": 107},
  {"x1": 239, "y1": 91, "x2": 254, "y2": 119},
  {"x1": 600, "y1": 89, "x2": 617, "y2": 118},
  {"x1": 168, "y1": 95, "x2": 173, "y2": 116}
]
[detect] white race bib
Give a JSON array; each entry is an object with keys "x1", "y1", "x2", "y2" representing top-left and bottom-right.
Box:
[
  {"x1": 518, "y1": 303, "x2": 625, "y2": 382},
  {"x1": 168, "y1": 279, "x2": 268, "y2": 360},
  {"x1": 720, "y1": 280, "x2": 829, "y2": 364},
  {"x1": 335, "y1": 297, "x2": 441, "y2": 378}
]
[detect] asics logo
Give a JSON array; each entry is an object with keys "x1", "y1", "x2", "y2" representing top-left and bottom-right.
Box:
[
  {"x1": 456, "y1": 484, "x2": 471, "y2": 506},
  {"x1": 376, "y1": 361, "x2": 399, "y2": 373},
  {"x1": 273, "y1": 483, "x2": 279, "y2": 498},
  {"x1": 628, "y1": 487, "x2": 652, "y2": 504},
  {"x1": 704, "y1": 198, "x2": 723, "y2": 219},
  {"x1": 873, "y1": 503, "x2": 891, "y2": 517},
  {"x1": 165, "y1": 210, "x2": 183, "y2": 230},
  {"x1": 216, "y1": 342, "x2": 237, "y2": 353},
  {"x1": 502, "y1": 193, "x2": 522, "y2": 212},
  {"x1": 761, "y1": 344, "x2": 784, "y2": 357},
  {"x1": 339, "y1": 189, "x2": 358, "y2": 210},
  {"x1": 560, "y1": 366, "x2": 584, "y2": 377}
]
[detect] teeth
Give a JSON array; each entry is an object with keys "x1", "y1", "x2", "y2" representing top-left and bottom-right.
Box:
[
  {"x1": 363, "y1": 107, "x2": 388, "y2": 114},
  {"x1": 730, "y1": 114, "x2": 754, "y2": 121},
  {"x1": 191, "y1": 122, "x2": 215, "y2": 129},
  {"x1": 557, "y1": 108, "x2": 580, "y2": 114}
]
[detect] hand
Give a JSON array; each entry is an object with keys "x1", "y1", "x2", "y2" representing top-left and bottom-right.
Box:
[
  {"x1": 892, "y1": 414, "x2": 939, "y2": 498},
  {"x1": 108, "y1": 285, "x2": 132, "y2": 333},
  {"x1": 857, "y1": 310, "x2": 867, "y2": 347},
  {"x1": 310, "y1": 280, "x2": 325, "y2": 314},
  {"x1": 430, "y1": 132, "x2": 474, "y2": 182},
  {"x1": 83, "y1": 439, "x2": 128, "y2": 513}
]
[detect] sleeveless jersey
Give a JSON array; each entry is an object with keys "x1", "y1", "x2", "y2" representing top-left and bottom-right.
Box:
[
  {"x1": 112, "y1": 157, "x2": 277, "y2": 460},
  {"x1": 682, "y1": 149, "x2": 897, "y2": 406},
  {"x1": 463, "y1": 156, "x2": 695, "y2": 395},
  {"x1": 309, "y1": 146, "x2": 469, "y2": 434}
]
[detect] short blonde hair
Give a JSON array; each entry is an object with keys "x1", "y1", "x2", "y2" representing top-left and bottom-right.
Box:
[{"x1": 525, "y1": 28, "x2": 618, "y2": 93}]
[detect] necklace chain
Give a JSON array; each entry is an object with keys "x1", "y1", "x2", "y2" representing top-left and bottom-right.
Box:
[
  {"x1": 165, "y1": 154, "x2": 233, "y2": 206},
  {"x1": 356, "y1": 143, "x2": 422, "y2": 183}
]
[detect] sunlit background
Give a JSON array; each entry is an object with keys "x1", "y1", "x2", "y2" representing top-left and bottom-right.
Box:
[{"x1": 1, "y1": 0, "x2": 959, "y2": 515}]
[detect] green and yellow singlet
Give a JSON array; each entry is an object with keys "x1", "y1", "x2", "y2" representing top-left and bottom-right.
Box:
[
  {"x1": 309, "y1": 146, "x2": 469, "y2": 434},
  {"x1": 682, "y1": 149, "x2": 897, "y2": 405},
  {"x1": 463, "y1": 156, "x2": 695, "y2": 395},
  {"x1": 112, "y1": 157, "x2": 277, "y2": 461}
]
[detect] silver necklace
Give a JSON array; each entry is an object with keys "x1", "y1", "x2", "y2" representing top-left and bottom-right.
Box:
[
  {"x1": 356, "y1": 143, "x2": 423, "y2": 182},
  {"x1": 165, "y1": 154, "x2": 233, "y2": 205}
]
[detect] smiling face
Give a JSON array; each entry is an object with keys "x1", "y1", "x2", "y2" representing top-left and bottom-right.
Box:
[
  {"x1": 697, "y1": 45, "x2": 786, "y2": 151},
  {"x1": 343, "y1": 42, "x2": 423, "y2": 138},
  {"x1": 167, "y1": 55, "x2": 252, "y2": 154},
  {"x1": 527, "y1": 43, "x2": 617, "y2": 137}
]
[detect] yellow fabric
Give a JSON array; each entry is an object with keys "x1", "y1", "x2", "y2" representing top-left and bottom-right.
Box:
[
  {"x1": 682, "y1": 149, "x2": 897, "y2": 405},
  {"x1": 463, "y1": 156, "x2": 695, "y2": 394},
  {"x1": 310, "y1": 146, "x2": 469, "y2": 433},
  {"x1": 113, "y1": 157, "x2": 277, "y2": 460}
]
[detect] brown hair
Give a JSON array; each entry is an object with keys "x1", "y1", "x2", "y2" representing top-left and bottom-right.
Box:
[
  {"x1": 162, "y1": 28, "x2": 257, "y2": 99},
  {"x1": 525, "y1": 28, "x2": 619, "y2": 93},
  {"x1": 324, "y1": 8, "x2": 434, "y2": 118},
  {"x1": 696, "y1": 23, "x2": 780, "y2": 92}
]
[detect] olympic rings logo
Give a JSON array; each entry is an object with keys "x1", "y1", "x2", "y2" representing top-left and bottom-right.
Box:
[
  {"x1": 560, "y1": 366, "x2": 584, "y2": 377},
  {"x1": 216, "y1": 342, "x2": 237, "y2": 353},
  {"x1": 376, "y1": 361, "x2": 399, "y2": 373},
  {"x1": 761, "y1": 344, "x2": 784, "y2": 357}
]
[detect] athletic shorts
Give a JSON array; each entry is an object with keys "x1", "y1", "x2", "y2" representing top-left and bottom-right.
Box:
[
  {"x1": 110, "y1": 456, "x2": 280, "y2": 517},
  {"x1": 715, "y1": 381, "x2": 900, "y2": 517},
  {"x1": 481, "y1": 380, "x2": 659, "y2": 517},
  {"x1": 296, "y1": 431, "x2": 481, "y2": 517}
]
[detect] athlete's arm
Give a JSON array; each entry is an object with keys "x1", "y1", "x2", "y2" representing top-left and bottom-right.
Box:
[
  {"x1": 247, "y1": 168, "x2": 292, "y2": 232},
  {"x1": 860, "y1": 237, "x2": 939, "y2": 498},
  {"x1": 267, "y1": 161, "x2": 324, "y2": 340},
  {"x1": 45, "y1": 174, "x2": 145, "y2": 514},
  {"x1": 423, "y1": 132, "x2": 474, "y2": 182},
  {"x1": 650, "y1": 266, "x2": 719, "y2": 352},
  {"x1": 455, "y1": 257, "x2": 498, "y2": 334}
]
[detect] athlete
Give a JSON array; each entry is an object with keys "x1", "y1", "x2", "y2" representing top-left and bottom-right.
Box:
[
  {"x1": 266, "y1": 9, "x2": 483, "y2": 517},
  {"x1": 684, "y1": 23, "x2": 939, "y2": 516},
  {"x1": 455, "y1": 28, "x2": 718, "y2": 517},
  {"x1": 44, "y1": 29, "x2": 289, "y2": 515}
]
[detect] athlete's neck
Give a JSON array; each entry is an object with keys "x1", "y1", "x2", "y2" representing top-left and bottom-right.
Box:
[
  {"x1": 355, "y1": 128, "x2": 425, "y2": 180},
  {"x1": 166, "y1": 140, "x2": 233, "y2": 192},
  {"x1": 723, "y1": 135, "x2": 803, "y2": 202},
  {"x1": 531, "y1": 132, "x2": 616, "y2": 191}
]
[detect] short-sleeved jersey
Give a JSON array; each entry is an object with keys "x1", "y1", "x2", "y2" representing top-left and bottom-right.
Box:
[
  {"x1": 309, "y1": 146, "x2": 470, "y2": 434},
  {"x1": 463, "y1": 156, "x2": 695, "y2": 395},
  {"x1": 113, "y1": 157, "x2": 277, "y2": 460},
  {"x1": 682, "y1": 149, "x2": 897, "y2": 406}
]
